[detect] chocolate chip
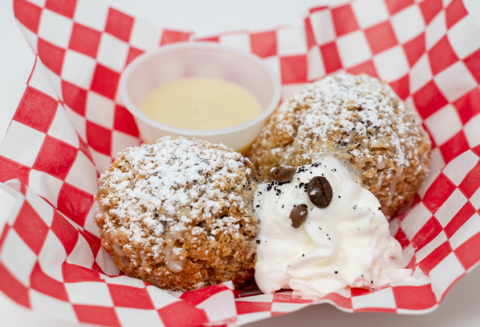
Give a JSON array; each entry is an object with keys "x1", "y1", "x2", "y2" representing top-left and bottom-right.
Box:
[
  {"x1": 256, "y1": 240, "x2": 260, "y2": 244},
  {"x1": 271, "y1": 166, "x2": 296, "y2": 183},
  {"x1": 307, "y1": 176, "x2": 333, "y2": 208},
  {"x1": 290, "y1": 204, "x2": 308, "y2": 228}
]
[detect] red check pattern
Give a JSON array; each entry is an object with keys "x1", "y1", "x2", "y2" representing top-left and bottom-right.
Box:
[
  {"x1": 1, "y1": 0, "x2": 480, "y2": 326},
  {"x1": 0, "y1": 181, "x2": 236, "y2": 326}
]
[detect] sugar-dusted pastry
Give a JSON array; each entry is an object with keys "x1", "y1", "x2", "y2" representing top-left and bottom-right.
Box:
[
  {"x1": 251, "y1": 73, "x2": 431, "y2": 218},
  {"x1": 94, "y1": 136, "x2": 258, "y2": 291}
]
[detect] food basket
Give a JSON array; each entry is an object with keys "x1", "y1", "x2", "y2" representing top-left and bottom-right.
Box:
[{"x1": 1, "y1": 0, "x2": 479, "y2": 326}]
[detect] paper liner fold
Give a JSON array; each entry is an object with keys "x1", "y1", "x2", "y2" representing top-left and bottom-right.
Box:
[{"x1": 1, "y1": 0, "x2": 480, "y2": 326}]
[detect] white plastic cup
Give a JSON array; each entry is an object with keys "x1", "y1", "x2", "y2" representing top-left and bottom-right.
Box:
[{"x1": 119, "y1": 42, "x2": 281, "y2": 153}]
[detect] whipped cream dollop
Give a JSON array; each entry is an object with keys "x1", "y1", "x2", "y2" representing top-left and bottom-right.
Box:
[{"x1": 254, "y1": 156, "x2": 411, "y2": 298}]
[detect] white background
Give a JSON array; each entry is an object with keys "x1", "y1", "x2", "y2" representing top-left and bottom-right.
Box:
[{"x1": 1, "y1": 0, "x2": 480, "y2": 326}]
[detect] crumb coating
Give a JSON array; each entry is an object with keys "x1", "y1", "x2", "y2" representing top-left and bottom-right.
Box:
[
  {"x1": 251, "y1": 74, "x2": 431, "y2": 218},
  {"x1": 95, "y1": 136, "x2": 258, "y2": 291}
]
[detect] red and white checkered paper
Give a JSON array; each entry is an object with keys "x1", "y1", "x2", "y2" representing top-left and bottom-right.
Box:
[{"x1": 1, "y1": 0, "x2": 480, "y2": 326}]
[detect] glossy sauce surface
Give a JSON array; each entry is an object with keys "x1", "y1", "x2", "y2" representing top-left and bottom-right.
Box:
[{"x1": 140, "y1": 78, "x2": 262, "y2": 130}]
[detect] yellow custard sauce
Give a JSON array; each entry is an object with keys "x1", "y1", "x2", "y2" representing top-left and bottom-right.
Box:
[{"x1": 139, "y1": 78, "x2": 263, "y2": 130}]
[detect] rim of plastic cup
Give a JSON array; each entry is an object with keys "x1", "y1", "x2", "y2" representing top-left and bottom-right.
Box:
[{"x1": 119, "y1": 42, "x2": 282, "y2": 137}]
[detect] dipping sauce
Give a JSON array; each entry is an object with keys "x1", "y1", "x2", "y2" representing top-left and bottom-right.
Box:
[{"x1": 139, "y1": 77, "x2": 263, "y2": 130}]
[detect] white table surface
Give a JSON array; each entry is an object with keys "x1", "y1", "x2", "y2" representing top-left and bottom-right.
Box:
[{"x1": 1, "y1": 0, "x2": 480, "y2": 326}]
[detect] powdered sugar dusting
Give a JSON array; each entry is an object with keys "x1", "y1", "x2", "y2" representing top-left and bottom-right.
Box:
[
  {"x1": 96, "y1": 136, "x2": 257, "y2": 256},
  {"x1": 252, "y1": 73, "x2": 431, "y2": 218},
  {"x1": 278, "y1": 74, "x2": 415, "y2": 166}
]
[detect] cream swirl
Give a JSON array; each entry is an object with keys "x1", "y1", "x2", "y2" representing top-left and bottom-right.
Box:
[{"x1": 254, "y1": 155, "x2": 411, "y2": 298}]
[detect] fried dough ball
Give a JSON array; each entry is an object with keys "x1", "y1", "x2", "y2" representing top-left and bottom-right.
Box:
[
  {"x1": 95, "y1": 136, "x2": 258, "y2": 291},
  {"x1": 251, "y1": 74, "x2": 431, "y2": 218}
]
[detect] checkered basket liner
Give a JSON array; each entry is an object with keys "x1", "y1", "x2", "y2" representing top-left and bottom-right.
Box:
[{"x1": 1, "y1": 0, "x2": 480, "y2": 326}]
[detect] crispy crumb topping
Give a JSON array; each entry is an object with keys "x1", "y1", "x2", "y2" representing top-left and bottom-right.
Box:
[
  {"x1": 95, "y1": 136, "x2": 258, "y2": 291},
  {"x1": 251, "y1": 73, "x2": 431, "y2": 218}
]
